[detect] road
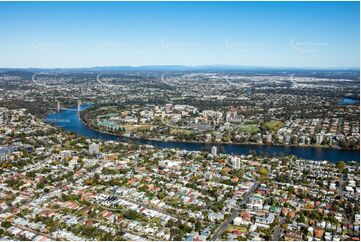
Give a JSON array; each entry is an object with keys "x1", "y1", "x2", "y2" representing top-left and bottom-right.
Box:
[
  {"x1": 104, "y1": 192, "x2": 187, "y2": 222},
  {"x1": 272, "y1": 216, "x2": 285, "y2": 241},
  {"x1": 0, "y1": 192, "x2": 58, "y2": 240},
  {"x1": 337, "y1": 174, "x2": 355, "y2": 228},
  {"x1": 92, "y1": 218, "x2": 159, "y2": 241},
  {"x1": 211, "y1": 182, "x2": 259, "y2": 240},
  {"x1": 338, "y1": 174, "x2": 345, "y2": 199},
  {"x1": 0, "y1": 217, "x2": 56, "y2": 240}
]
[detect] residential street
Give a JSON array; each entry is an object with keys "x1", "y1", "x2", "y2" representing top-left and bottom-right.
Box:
[
  {"x1": 272, "y1": 216, "x2": 285, "y2": 241},
  {"x1": 211, "y1": 182, "x2": 259, "y2": 240}
]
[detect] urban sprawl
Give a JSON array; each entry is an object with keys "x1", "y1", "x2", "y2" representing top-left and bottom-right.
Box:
[{"x1": 0, "y1": 69, "x2": 359, "y2": 241}]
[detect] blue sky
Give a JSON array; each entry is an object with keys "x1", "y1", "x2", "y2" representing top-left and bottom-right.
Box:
[{"x1": 0, "y1": 1, "x2": 359, "y2": 68}]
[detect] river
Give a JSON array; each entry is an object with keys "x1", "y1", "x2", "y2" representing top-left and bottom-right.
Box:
[
  {"x1": 339, "y1": 97, "x2": 359, "y2": 105},
  {"x1": 46, "y1": 105, "x2": 360, "y2": 163}
]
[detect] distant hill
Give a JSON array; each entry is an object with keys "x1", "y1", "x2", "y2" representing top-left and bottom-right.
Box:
[
  {"x1": 0, "y1": 65, "x2": 359, "y2": 73},
  {"x1": 0, "y1": 70, "x2": 34, "y2": 79},
  {"x1": 0, "y1": 66, "x2": 359, "y2": 82}
]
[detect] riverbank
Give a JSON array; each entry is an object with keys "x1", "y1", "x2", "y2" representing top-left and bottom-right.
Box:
[
  {"x1": 79, "y1": 113, "x2": 359, "y2": 152},
  {"x1": 46, "y1": 104, "x2": 359, "y2": 162}
]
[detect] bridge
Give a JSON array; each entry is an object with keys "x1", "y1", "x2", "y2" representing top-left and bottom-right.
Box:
[{"x1": 48, "y1": 100, "x2": 83, "y2": 113}]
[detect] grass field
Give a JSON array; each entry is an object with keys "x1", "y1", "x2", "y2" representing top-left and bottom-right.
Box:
[
  {"x1": 170, "y1": 128, "x2": 193, "y2": 135},
  {"x1": 123, "y1": 124, "x2": 153, "y2": 131},
  {"x1": 243, "y1": 120, "x2": 259, "y2": 125},
  {"x1": 226, "y1": 224, "x2": 248, "y2": 233},
  {"x1": 238, "y1": 124, "x2": 260, "y2": 134},
  {"x1": 264, "y1": 120, "x2": 283, "y2": 131}
]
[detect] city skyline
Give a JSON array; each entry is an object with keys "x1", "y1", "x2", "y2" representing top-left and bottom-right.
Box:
[{"x1": 0, "y1": 1, "x2": 360, "y2": 68}]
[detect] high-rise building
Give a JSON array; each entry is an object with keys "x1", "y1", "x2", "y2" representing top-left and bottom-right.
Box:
[
  {"x1": 89, "y1": 143, "x2": 99, "y2": 154},
  {"x1": 204, "y1": 171, "x2": 213, "y2": 180},
  {"x1": 285, "y1": 135, "x2": 291, "y2": 144},
  {"x1": 299, "y1": 136, "x2": 305, "y2": 145},
  {"x1": 165, "y1": 103, "x2": 173, "y2": 112},
  {"x1": 266, "y1": 134, "x2": 272, "y2": 143},
  {"x1": 211, "y1": 146, "x2": 217, "y2": 156},
  {"x1": 2, "y1": 111, "x2": 9, "y2": 125},
  {"x1": 329, "y1": 136, "x2": 334, "y2": 146},
  {"x1": 231, "y1": 157, "x2": 241, "y2": 169},
  {"x1": 316, "y1": 133, "x2": 324, "y2": 144}
]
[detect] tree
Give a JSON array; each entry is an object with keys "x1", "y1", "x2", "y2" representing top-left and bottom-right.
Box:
[
  {"x1": 188, "y1": 217, "x2": 196, "y2": 224},
  {"x1": 281, "y1": 223, "x2": 288, "y2": 230},
  {"x1": 297, "y1": 214, "x2": 306, "y2": 223},
  {"x1": 36, "y1": 182, "x2": 45, "y2": 190},
  {"x1": 195, "y1": 221, "x2": 202, "y2": 231},
  {"x1": 259, "y1": 167, "x2": 268, "y2": 177},
  {"x1": 173, "y1": 235, "x2": 183, "y2": 241},
  {"x1": 336, "y1": 161, "x2": 346, "y2": 173},
  {"x1": 85, "y1": 178, "x2": 94, "y2": 186},
  {"x1": 123, "y1": 210, "x2": 141, "y2": 220},
  {"x1": 1, "y1": 221, "x2": 11, "y2": 229}
]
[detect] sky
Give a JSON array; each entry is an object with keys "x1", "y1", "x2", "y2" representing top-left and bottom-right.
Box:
[{"x1": 0, "y1": 1, "x2": 359, "y2": 68}]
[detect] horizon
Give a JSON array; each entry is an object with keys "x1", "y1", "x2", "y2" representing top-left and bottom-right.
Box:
[
  {"x1": 0, "y1": 64, "x2": 360, "y2": 71},
  {"x1": 0, "y1": 1, "x2": 360, "y2": 68}
]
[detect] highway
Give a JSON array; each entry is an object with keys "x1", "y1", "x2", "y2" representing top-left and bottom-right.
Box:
[{"x1": 211, "y1": 182, "x2": 259, "y2": 240}]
